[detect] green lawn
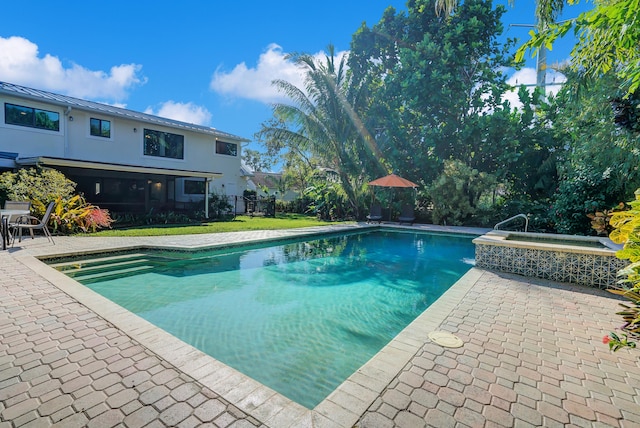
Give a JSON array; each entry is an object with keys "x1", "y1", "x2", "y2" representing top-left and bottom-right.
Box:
[{"x1": 91, "y1": 214, "x2": 351, "y2": 237}]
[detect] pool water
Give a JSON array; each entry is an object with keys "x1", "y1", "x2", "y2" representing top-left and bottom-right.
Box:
[{"x1": 53, "y1": 230, "x2": 475, "y2": 408}]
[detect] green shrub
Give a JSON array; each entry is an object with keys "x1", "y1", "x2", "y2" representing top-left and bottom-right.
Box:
[
  {"x1": 0, "y1": 168, "x2": 75, "y2": 216},
  {"x1": 428, "y1": 160, "x2": 498, "y2": 226},
  {"x1": 0, "y1": 168, "x2": 114, "y2": 234},
  {"x1": 208, "y1": 191, "x2": 233, "y2": 219},
  {"x1": 110, "y1": 210, "x2": 194, "y2": 227},
  {"x1": 304, "y1": 182, "x2": 350, "y2": 221},
  {"x1": 552, "y1": 165, "x2": 616, "y2": 235},
  {"x1": 499, "y1": 196, "x2": 556, "y2": 233}
]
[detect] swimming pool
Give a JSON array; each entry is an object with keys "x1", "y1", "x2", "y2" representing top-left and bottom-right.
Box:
[{"x1": 49, "y1": 229, "x2": 475, "y2": 408}]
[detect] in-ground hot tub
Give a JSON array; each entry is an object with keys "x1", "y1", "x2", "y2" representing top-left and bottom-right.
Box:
[{"x1": 473, "y1": 230, "x2": 627, "y2": 289}]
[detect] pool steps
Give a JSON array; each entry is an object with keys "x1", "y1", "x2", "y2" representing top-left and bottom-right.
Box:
[
  {"x1": 49, "y1": 253, "x2": 160, "y2": 283},
  {"x1": 49, "y1": 252, "x2": 151, "y2": 269}
]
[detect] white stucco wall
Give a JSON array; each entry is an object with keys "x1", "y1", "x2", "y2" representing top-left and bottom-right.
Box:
[{"x1": 0, "y1": 93, "x2": 244, "y2": 189}]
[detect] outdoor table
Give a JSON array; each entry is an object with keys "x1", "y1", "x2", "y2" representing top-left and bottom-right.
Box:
[{"x1": 0, "y1": 209, "x2": 30, "y2": 250}]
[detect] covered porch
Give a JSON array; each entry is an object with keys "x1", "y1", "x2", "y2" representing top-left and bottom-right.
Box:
[{"x1": 16, "y1": 156, "x2": 222, "y2": 217}]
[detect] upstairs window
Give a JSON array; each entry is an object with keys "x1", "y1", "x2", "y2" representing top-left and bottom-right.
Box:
[
  {"x1": 5, "y1": 103, "x2": 60, "y2": 131},
  {"x1": 216, "y1": 140, "x2": 237, "y2": 156},
  {"x1": 144, "y1": 129, "x2": 184, "y2": 159},
  {"x1": 90, "y1": 118, "x2": 111, "y2": 138}
]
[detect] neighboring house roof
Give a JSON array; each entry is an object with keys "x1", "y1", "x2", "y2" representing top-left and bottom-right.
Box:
[
  {"x1": 0, "y1": 81, "x2": 250, "y2": 142},
  {"x1": 251, "y1": 172, "x2": 283, "y2": 189},
  {"x1": 240, "y1": 162, "x2": 254, "y2": 177}
]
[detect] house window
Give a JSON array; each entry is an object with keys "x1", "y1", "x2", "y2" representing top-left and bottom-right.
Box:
[
  {"x1": 184, "y1": 180, "x2": 205, "y2": 195},
  {"x1": 143, "y1": 129, "x2": 184, "y2": 159},
  {"x1": 90, "y1": 118, "x2": 111, "y2": 138},
  {"x1": 216, "y1": 140, "x2": 237, "y2": 156},
  {"x1": 4, "y1": 103, "x2": 60, "y2": 131}
]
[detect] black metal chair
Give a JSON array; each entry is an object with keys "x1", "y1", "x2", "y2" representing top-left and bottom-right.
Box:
[
  {"x1": 366, "y1": 204, "x2": 383, "y2": 224},
  {"x1": 398, "y1": 204, "x2": 415, "y2": 225}
]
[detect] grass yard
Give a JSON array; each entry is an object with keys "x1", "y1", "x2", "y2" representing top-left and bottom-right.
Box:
[{"x1": 91, "y1": 213, "x2": 351, "y2": 237}]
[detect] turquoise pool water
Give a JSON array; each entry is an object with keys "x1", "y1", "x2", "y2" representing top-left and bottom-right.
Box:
[{"x1": 52, "y1": 229, "x2": 475, "y2": 408}]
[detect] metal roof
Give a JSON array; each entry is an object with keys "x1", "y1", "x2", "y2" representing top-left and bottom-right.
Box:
[
  {"x1": 0, "y1": 151, "x2": 18, "y2": 160},
  {"x1": 0, "y1": 81, "x2": 250, "y2": 142}
]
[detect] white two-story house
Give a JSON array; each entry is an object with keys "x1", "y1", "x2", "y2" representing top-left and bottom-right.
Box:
[{"x1": 0, "y1": 82, "x2": 250, "y2": 216}]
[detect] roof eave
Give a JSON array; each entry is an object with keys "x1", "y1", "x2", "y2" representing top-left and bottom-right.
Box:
[{"x1": 16, "y1": 156, "x2": 223, "y2": 179}]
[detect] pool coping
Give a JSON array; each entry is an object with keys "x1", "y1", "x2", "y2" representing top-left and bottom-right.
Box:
[
  {"x1": 13, "y1": 225, "x2": 484, "y2": 427},
  {"x1": 473, "y1": 229, "x2": 621, "y2": 256}
]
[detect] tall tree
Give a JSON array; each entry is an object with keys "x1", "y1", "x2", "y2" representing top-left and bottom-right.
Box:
[
  {"x1": 550, "y1": 71, "x2": 640, "y2": 233},
  {"x1": 349, "y1": 0, "x2": 517, "y2": 184},
  {"x1": 241, "y1": 149, "x2": 272, "y2": 172},
  {"x1": 437, "y1": 0, "x2": 640, "y2": 94},
  {"x1": 516, "y1": 0, "x2": 640, "y2": 96},
  {"x1": 255, "y1": 45, "x2": 387, "y2": 216}
]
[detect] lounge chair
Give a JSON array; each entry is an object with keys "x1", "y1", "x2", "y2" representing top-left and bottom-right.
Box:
[
  {"x1": 366, "y1": 204, "x2": 383, "y2": 224},
  {"x1": 398, "y1": 204, "x2": 415, "y2": 225},
  {"x1": 12, "y1": 201, "x2": 55, "y2": 246}
]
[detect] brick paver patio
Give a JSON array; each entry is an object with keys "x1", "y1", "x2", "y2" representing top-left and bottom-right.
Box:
[
  {"x1": 0, "y1": 252, "x2": 261, "y2": 428},
  {"x1": 1, "y1": 226, "x2": 639, "y2": 427},
  {"x1": 358, "y1": 271, "x2": 640, "y2": 427}
]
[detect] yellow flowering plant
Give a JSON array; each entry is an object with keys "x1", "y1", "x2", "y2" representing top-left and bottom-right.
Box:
[{"x1": 606, "y1": 189, "x2": 640, "y2": 350}]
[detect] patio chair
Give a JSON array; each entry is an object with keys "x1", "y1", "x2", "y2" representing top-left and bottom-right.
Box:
[
  {"x1": 366, "y1": 204, "x2": 383, "y2": 224},
  {"x1": 398, "y1": 204, "x2": 415, "y2": 225},
  {"x1": 12, "y1": 201, "x2": 55, "y2": 246}
]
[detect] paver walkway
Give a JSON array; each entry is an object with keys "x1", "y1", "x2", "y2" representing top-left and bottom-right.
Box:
[{"x1": 1, "y1": 226, "x2": 639, "y2": 427}]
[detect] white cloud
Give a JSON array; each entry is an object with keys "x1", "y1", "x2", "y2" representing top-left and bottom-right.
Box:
[
  {"x1": 0, "y1": 36, "x2": 145, "y2": 102},
  {"x1": 210, "y1": 43, "x2": 349, "y2": 104},
  {"x1": 0, "y1": 35, "x2": 210, "y2": 125},
  {"x1": 503, "y1": 67, "x2": 567, "y2": 108},
  {"x1": 145, "y1": 101, "x2": 212, "y2": 125}
]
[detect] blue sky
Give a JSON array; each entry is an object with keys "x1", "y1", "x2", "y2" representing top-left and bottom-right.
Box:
[{"x1": 0, "y1": 1, "x2": 592, "y2": 156}]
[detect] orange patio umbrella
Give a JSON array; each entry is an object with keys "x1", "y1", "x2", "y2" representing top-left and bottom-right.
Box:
[
  {"x1": 367, "y1": 173, "x2": 418, "y2": 221},
  {"x1": 367, "y1": 173, "x2": 418, "y2": 188}
]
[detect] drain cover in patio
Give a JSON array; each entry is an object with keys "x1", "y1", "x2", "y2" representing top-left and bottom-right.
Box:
[{"x1": 428, "y1": 331, "x2": 463, "y2": 348}]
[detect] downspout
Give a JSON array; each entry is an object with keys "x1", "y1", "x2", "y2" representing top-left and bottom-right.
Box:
[
  {"x1": 63, "y1": 106, "x2": 72, "y2": 157},
  {"x1": 205, "y1": 178, "x2": 210, "y2": 219}
]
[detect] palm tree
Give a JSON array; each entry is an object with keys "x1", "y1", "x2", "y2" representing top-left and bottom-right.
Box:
[
  {"x1": 433, "y1": 0, "x2": 548, "y2": 74},
  {"x1": 434, "y1": 0, "x2": 458, "y2": 16},
  {"x1": 256, "y1": 45, "x2": 386, "y2": 216},
  {"x1": 438, "y1": 0, "x2": 639, "y2": 94},
  {"x1": 435, "y1": 0, "x2": 558, "y2": 24}
]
